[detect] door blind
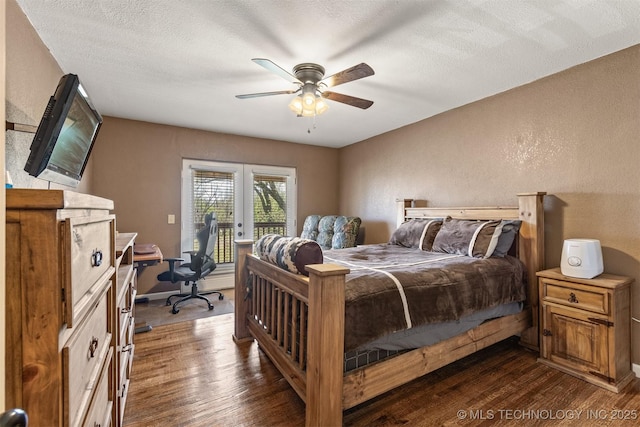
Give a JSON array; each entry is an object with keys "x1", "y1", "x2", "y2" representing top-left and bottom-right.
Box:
[{"x1": 192, "y1": 169, "x2": 234, "y2": 263}]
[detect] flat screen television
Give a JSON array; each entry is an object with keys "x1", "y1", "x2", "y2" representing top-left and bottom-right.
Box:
[{"x1": 24, "y1": 73, "x2": 103, "y2": 188}]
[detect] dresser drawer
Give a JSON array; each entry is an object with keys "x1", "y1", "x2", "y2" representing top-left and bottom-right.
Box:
[
  {"x1": 63, "y1": 289, "x2": 112, "y2": 427},
  {"x1": 64, "y1": 215, "x2": 115, "y2": 327},
  {"x1": 119, "y1": 340, "x2": 134, "y2": 385},
  {"x1": 541, "y1": 278, "x2": 608, "y2": 314},
  {"x1": 119, "y1": 306, "x2": 133, "y2": 343},
  {"x1": 82, "y1": 348, "x2": 113, "y2": 427}
]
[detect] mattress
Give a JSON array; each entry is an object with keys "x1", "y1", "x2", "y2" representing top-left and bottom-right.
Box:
[{"x1": 323, "y1": 244, "x2": 527, "y2": 351}]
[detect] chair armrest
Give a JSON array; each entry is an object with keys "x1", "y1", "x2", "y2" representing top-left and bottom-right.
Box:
[{"x1": 164, "y1": 257, "x2": 185, "y2": 274}]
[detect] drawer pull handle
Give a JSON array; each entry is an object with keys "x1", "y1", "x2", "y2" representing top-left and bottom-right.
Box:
[
  {"x1": 568, "y1": 292, "x2": 579, "y2": 304},
  {"x1": 88, "y1": 336, "x2": 99, "y2": 359},
  {"x1": 91, "y1": 249, "x2": 103, "y2": 267},
  {"x1": 588, "y1": 317, "x2": 614, "y2": 327},
  {"x1": 121, "y1": 307, "x2": 131, "y2": 314}
]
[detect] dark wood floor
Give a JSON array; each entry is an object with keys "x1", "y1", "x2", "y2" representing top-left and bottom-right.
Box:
[{"x1": 123, "y1": 314, "x2": 640, "y2": 426}]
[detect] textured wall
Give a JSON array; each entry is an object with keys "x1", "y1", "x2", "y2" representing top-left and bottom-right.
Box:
[
  {"x1": 5, "y1": 0, "x2": 92, "y2": 193},
  {"x1": 339, "y1": 45, "x2": 640, "y2": 364},
  {"x1": 90, "y1": 117, "x2": 339, "y2": 294}
]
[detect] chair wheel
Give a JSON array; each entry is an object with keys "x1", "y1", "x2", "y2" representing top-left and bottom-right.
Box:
[
  {"x1": 166, "y1": 300, "x2": 171, "y2": 306},
  {"x1": 208, "y1": 305, "x2": 214, "y2": 311},
  {"x1": 172, "y1": 307, "x2": 179, "y2": 314},
  {"x1": 218, "y1": 294, "x2": 224, "y2": 300}
]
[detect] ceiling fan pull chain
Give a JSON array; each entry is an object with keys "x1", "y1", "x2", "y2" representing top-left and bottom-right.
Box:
[{"x1": 308, "y1": 115, "x2": 319, "y2": 134}]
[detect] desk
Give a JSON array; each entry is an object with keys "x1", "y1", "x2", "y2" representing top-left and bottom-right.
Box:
[
  {"x1": 134, "y1": 243, "x2": 163, "y2": 269},
  {"x1": 133, "y1": 243, "x2": 163, "y2": 333}
]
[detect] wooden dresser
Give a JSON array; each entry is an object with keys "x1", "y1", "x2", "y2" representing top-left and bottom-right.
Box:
[
  {"x1": 114, "y1": 232, "x2": 137, "y2": 425},
  {"x1": 537, "y1": 267, "x2": 634, "y2": 392},
  {"x1": 5, "y1": 189, "x2": 134, "y2": 426}
]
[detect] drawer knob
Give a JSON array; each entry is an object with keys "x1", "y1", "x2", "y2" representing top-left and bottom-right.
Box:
[
  {"x1": 88, "y1": 336, "x2": 99, "y2": 359},
  {"x1": 91, "y1": 249, "x2": 103, "y2": 267},
  {"x1": 568, "y1": 293, "x2": 579, "y2": 304}
]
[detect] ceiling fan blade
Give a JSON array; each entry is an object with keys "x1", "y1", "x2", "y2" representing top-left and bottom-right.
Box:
[
  {"x1": 236, "y1": 89, "x2": 299, "y2": 99},
  {"x1": 322, "y1": 91, "x2": 374, "y2": 109},
  {"x1": 321, "y1": 63, "x2": 374, "y2": 88},
  {"x1": 252, "y1": 58, "x2": 301, "y2": 84}
]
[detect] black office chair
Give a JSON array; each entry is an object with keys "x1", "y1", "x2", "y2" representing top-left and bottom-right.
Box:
[{"x1": 158, "y1": 212, "x2": 224, "y2": 314}]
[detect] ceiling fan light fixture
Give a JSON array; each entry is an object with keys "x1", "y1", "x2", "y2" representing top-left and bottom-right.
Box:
[
  {"x1": 315, "y1": 97, "x2": 329, "y2": 115},
  {"x1": 302, "y1": 91, "x2": 316, "y2": 107},
  {"x1": 288, "y1": 95, "x2": 303, "y2": 114},
  {"x1": 238, "y1": 59, "x2": 373, "y2": 120},
  {"x1": 288, "y1": 92, "x2": 329, "y2": 117}
]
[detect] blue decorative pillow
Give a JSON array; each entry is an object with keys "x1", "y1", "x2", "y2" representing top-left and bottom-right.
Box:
[
  {"x1": 254, "y1": 234, "x2": 323, "y2": 276},
  {"x1": 300, "y1": 215, "x2": 322, "y2": 241},
  {"x1": 332, "y1": 216, "x2": 362, "y2": 249},
  {"x1": 316, "y1": 216, "x2": 338, "y2": 249}
]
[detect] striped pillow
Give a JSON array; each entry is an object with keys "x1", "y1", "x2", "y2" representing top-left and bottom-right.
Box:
[{"x1": 431, "y1": 218, "x2": 504, "y2": 258}]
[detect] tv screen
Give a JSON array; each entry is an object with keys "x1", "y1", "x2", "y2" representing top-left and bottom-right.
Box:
[{"x1": 24, "y1": 74, "x2": 102, "y2": 188}]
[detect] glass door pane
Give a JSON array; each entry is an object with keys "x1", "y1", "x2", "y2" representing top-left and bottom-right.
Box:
[
  {"x1": 182, "y1": 160, "x2": 296, "y2": 273},
  {"x1": 182, "y1": 160, "x2": 243, "y2": 270},
  {"x1": 244, "y1": 165, "x2": 297, "y2": 241},
  {"x1": 192, "y1": 169, "x2": 235, "y2": 264},
  {"x1": 252, "y1": 174, "x2": 288, "y2": 240}
]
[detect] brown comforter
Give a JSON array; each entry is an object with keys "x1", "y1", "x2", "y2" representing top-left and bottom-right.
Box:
[{"x1": 322, "y1": 244, "x2": 526, "y2": 351}]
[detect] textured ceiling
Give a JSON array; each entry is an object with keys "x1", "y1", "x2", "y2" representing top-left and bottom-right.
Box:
[{"x1": 16, "y1": 0, "x2": 640, "y2": 148}]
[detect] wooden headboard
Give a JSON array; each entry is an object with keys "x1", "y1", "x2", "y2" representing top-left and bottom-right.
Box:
[{"x1": 396, "y1": 192, "x2": 546, "y2": 350}]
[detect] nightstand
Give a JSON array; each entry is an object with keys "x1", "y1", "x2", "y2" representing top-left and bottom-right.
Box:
[{"x1": 537, "y1": 267, "x2": 634, "y2": 392}]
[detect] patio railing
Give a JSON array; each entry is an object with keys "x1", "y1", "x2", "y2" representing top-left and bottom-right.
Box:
[{"x1": 214, "y1": 221, "x2": 286, "y2": 264}]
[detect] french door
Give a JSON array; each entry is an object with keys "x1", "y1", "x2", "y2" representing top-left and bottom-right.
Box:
[{"x1": 181, "y1": 159, "x2": 297, "y2": 272}]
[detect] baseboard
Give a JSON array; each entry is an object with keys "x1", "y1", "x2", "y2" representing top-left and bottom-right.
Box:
[
  {"x1": 138, "y1": 271, "x2": 234, "y2": 301},
  {"x1": 197, "y1": 271, "x2": 234, "y2": 291},
  {"x1": 633, "y1": 363, "x2": 640, "y2": 378},
  {"x1": 138, "y1": 289, "x2": 176, "y2": 301}
]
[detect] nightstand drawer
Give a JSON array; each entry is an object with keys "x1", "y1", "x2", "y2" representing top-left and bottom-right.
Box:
[{"x1": 542, "y1": 279, "x2": 608, "y2": 314}]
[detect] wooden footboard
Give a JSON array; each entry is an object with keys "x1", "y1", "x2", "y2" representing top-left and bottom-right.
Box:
[
  {"x1": 233, "y1": 192, "x2": 545, "y2": 427},
  {"x1": 233, "y1": 240, "x2": 349, "y2": 426}
]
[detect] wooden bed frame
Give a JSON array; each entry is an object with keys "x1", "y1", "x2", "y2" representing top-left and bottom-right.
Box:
[{"x1": 233, "y1": 192, "x2": 546, "y2": 426}]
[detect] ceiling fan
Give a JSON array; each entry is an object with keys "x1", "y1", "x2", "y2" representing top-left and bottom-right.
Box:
[{"x1": 236, "y1": 58, "x2": 375, "y2": 117}]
